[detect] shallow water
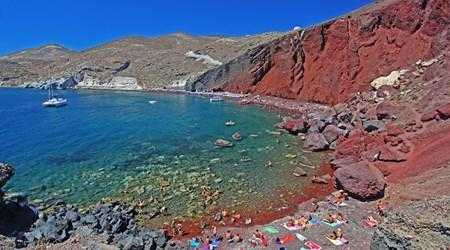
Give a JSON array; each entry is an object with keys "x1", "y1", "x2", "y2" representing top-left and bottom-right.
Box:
[{"x1": 0, "y1": 88, "x2": 322, "y2": 224}]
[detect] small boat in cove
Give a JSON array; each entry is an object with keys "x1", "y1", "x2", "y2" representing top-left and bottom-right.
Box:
[{"x1": 42, "y1": 85, "x2": 67, "y2": 107}]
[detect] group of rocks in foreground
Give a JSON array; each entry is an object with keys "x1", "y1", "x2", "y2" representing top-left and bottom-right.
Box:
[{"x1": 0, "y1": 162, "x2": 180, "y2": 249}]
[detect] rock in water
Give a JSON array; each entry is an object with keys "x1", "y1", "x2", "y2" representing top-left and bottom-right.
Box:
[
  {"x1": 305, "y1": 132, "x2": 329, "y2": 151},
  {"x1": 215, "y1": 139, "x2": 234, "y2": 148},
  {"x1": 293, "y1": 167, "x2": 307, "y2": 177},
  {"x1": 334, "y1": 161, "x2": 386, "y2": 201},
  {"x1": 232, "y1": 132, "x2": 242, "y2": 141},
  {"x1": 0, "y1": 162, "x2": 15, "y2": 188}
]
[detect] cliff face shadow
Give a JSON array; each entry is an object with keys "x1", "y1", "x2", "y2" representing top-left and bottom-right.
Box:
[{"x1": 0, "y1": 201, "x2": 37, "y2": 237}]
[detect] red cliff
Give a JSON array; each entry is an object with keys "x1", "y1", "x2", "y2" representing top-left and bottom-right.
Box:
[{"x1": 190, "y1": 0, "x2": 449, "y2": 105}]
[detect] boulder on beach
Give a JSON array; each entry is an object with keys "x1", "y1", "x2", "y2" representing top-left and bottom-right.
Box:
[
  {"x1": 377, "y1": 145, "x2": 407, "y2": 162},
  {"x1": 0, "y1": 163, "x2": 38, "y2": 238},
  {"x1": 334, "y1": 161, "x2": 386, "y2": 201},
  {"x1": 308, "y1": 118, "x2": 326, "y2": 133},
  {"x1": 330, "y1": 156, "x2": 359, "y2": 170},
  {"x1": 363, "y1": 120, "x2": 386, "y2": 133},
  {"x1": 214, "y1": 139, "x2": 234, "y2": 148},
  {"x1": 436, "y1": 103, "x2": 450, "y2": 119},
  {"x1": 305, "y1": 132, "x2": 329, "y2": 151},
  {"x1": 278, "y1": 118, "x2": 308, "y2": 134},
  {"x1": 322, "y1": 124, "x2": 343, "y2": 144}
]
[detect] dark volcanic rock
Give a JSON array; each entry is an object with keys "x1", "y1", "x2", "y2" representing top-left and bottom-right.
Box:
[
  {"x1": 305, "y1": 132, "x2": 329, "y2": 151},
  {"x1": 371, "y1": 196, "x2": 450, "y2": 249},
  {"x1": 118, "y1": 235, "x2": 145, "y2": 250},
  {"x1": 0, "y1": 163, "x2": 38, "y2": 237},
  {"x1": 0, "y1": 162, "x2": 14, "y2": 188},
  {"x1": 20, "y1": 202, "x2": 171, "y2": 248},
  {"x1": 334, "y1": 161, "x2": 386, "y2": 201},
  {"x1": 363, "y1": 120, "x2": 386, "y2": 133}
]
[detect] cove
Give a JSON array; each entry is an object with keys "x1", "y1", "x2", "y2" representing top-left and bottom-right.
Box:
[{"x1": 0, "y1": 88, "x2": 323, "y2": 226}]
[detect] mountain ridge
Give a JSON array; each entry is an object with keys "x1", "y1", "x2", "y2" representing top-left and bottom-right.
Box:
[{"x1": 0, "y1": 32, "x2": 285, "y2": 90}]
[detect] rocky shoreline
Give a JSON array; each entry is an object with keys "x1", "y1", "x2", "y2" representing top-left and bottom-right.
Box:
[{"x1": 0, "y1": 163, "x2": 180, "y2": 249}]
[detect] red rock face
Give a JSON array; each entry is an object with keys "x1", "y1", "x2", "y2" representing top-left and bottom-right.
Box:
[{"x1": 221, "y1": 0, "x2": 449, "y2": 105}]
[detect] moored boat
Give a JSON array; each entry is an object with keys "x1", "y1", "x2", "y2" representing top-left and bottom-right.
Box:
[
  {"x1": 209, "y1": 96, "x2": 224, "y2": 102},
  {"x1": 42, "y1": 85, "x2": 67, "y2": 107}
]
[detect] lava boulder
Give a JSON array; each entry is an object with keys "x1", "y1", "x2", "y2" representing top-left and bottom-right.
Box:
[{"x1": 334, "y1": 161, "x2": 386, "y2": 201}]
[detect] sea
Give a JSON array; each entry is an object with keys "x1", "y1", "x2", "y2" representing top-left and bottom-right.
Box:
[{"x1": 0, "y1": 88, "x2": 322, "y2": 224}]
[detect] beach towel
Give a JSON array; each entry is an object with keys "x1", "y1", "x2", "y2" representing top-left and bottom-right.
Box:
[
  {"x1": 263, "y1": 225, "x2": 280, "y2": 234},
  {"x1": 322, "y1": 220, "x2": 343, "y2": 227},
  {"x1": 305, "y1": 241, "x2": 322, "y2": 250},
  {"x1": 295, "y1": 233, "x2": 307, "y2": 241},
  {"x1": 326, "y1": 237, "x2": 349, "y2": 246},
  {"x1": 279, "y1": 234, "x2": 295, "y2": 244},
  {"x1": 190, "y1": 239, "x2": 201, "y2": 249},
  {"x1": 282, "y1": 223, "x2": 303, "y2": 231}
]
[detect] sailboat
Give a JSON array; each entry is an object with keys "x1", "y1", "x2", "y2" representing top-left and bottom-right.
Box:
[{"x1": 42, "y1": 84, "x2": 67, "y2": 107}]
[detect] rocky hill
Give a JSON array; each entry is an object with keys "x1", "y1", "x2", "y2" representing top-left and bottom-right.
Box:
[
  {"x1": 371, "y1": 196, "x2": 450, "y2": 249},
  {"x1": 0, "y1": 33, "x2": 284, "y2": 90},
  {"x1": 189, "y1": 0, "x2": 449, "y2": 105}
]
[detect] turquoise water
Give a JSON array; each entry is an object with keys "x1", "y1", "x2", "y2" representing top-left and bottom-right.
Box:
[{"x1": 0, "y1": 88, "x2": 321, "y2": 224}]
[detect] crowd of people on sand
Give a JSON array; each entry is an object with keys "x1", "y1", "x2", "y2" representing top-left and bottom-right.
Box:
[
  {"x1": 189, "y1": 226, "x2": 244, "y2": 249},
  {"x1": 185, "y1": 189, "x2": 389, "y2": 249}
]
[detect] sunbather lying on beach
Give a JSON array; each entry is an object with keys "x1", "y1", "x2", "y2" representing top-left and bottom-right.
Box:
[
  {"x1": 328, "y1": 228, "x2": 344, "y2": 240},
  {"x1": 324, "y1": 213, "x2": 337, "y2": 224},
  {"x1": 252, "y1": 229, "x2": 269, "y2": 247},
  {"x1": 376, "y1": 200, "x2": 387, "y2": 216},
  {"x1": 286, "y1": 215, "x2": 310, "y2": 230},
  {"x1": 230, "y1": 213, "x2": 242, "y2": 223},
  {"x1": 332, "y1": 190, "x2": 349, "y2": 200},
  {"x1": 328, "y1": 190, "x2": 349, "y2": 206},
  {"x1": 311, "y1": 175, "x2": 328, "y2": 184},
  {"x1": 225, "y1": 230, "x2": 233, "y2": 240},
  {"x1": 287, "y1": 218, "x2": 296, "y2": 227},
  {"x1": 364, "y1": 215, "x2": 379, "y2": 227},
  {"x1": 295, "y1": 215, "x2": 310, "y2": 229},
  {"x1": 336, "y1": 212, "x2": 348, "y2": 223},
  {"x1": 233, "y1": 233, "x2": 243, "y2": 243}
]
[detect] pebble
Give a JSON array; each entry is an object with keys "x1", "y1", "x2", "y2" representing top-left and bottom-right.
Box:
[{"x1": 285, "y1": 154, "x2": 297, "y2": 159}]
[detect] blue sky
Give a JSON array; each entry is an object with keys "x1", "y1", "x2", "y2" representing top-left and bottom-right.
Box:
[{"x1": 0, "y1": 0, "x2": 372, "y2": 55}]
